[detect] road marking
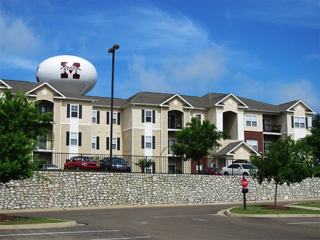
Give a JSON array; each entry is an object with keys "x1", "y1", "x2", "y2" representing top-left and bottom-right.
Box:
[
  {"x1": 152, "y1": 214, "x2": 207, "y2": 219},
  {"x1": 287, "y1": 222, "x2": 320, "y2": 225},
  {"x1": 91, "y1": 237, "x2": 151, "y2": 240},
  {"x1": 192, "y1": 218, "x2": 208, "y2": 222},
  {"x1": 0, "y1": 229, "x2": 119, "y2": 237}
]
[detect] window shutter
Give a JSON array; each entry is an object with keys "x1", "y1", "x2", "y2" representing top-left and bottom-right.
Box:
[
  {"x1": 96, "y1": 136, "x2": 100, "y2": 150},
  {"x1": 142, "y1": 110, "x2": 145, "y2": 123},
  {"x1": 67, "y1": 104, "x2": 70, "y2": 118},
  {"x1": 291, "y1": 116, "x2": 294, "y2": 128},
  {"x1": 97, "y1": 111, "x2": 100, "y2": 124},
  {"x1": 79, "y1": 105, "x2": 82, "y2": 119},
  {"x1": 117, "y1": 137, "x2": 120, "y2": 150},
  {"x1": 305, "y1": 117, "x2": 308, "y2": 129},
  {"x1": 141, "y1": 135, "x2": 144, "y2": 149},
  {"x1": 66, "y1": 131, "x2": 70, "y2": 146},
  {"x1": 152, "y1": 136, "x2": 155, "y2": 149},
  {"x1": 106, "y1": 137, "x2": 109, "y2": 150},
  {"x1": 107, "y1": 112, "x2": 110, "y2": 124},
  {"x1": 78, "y1": 132, "x2": 82, "y2": 146},
  {"x1": 152, "y1": 110, "x2": 155, "y2": 123},
  {"x1": 117, "y1": 112, "x2": 121, "y2": 125}
]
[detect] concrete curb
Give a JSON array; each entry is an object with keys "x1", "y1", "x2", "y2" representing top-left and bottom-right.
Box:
[
  {"x1": 287, "y1": 204, "x2": 320, "y2": 211},
  {"x1": 0, "y1": 220, "x2": 80, "y2": 230},
  {"x1": 2, "y1": 199, "x2": 319, "y2": 214},
  {"x1": 225, "y1": 207, "x2": 320, "y2": 218}
]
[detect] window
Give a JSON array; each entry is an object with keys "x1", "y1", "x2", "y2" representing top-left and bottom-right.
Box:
[
  {"x1": 145, "y1": 110, "x2": 152, "y2": 123},
  {"x1": 112, "y1": 112, "x2": 117, "y2": 124},
  {"x1": 70, "y1": 132, "x2": 78, "y2": 146},
  {"x1": 71, "y1": 104, "x2": 79, "y2": 118},
  {"x1": 246, "y1": 140, "x2": 258, "y2": 151},
  {"x1": 92, "y1": 110, "x2": 97, "y2": 123},
  {"x1": 245, "y1": 115, "x2": 257, "y2": 127},
  {"x1": 40, "y1": 106, "x2": 48, "y2": 113},
  {"x1": 195, "y1": 114, "x2": 202, "y2": 121},
  {"x1": 112, "y1": 138, "x2": 117, "y2": 149},
  {"x1": 264, "y1": 141, "x2": 271, "y2": 154},
  {"x1": 145, "y1": 136, "x2": 152, "y2": 149},
  {"x1": 168, "y1": 139, "x2": 176, "y2": 154},
  {"x1": 294, "y1": 117, "x2": 305, "y2": 128},
  {"x1": 91, "y1": 136, "x2": 96, "y2": 149}
]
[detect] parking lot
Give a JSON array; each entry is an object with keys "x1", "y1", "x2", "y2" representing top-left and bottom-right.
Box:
[{"x1": 1, "y1": 204, "x2": 319, "y2": 240}]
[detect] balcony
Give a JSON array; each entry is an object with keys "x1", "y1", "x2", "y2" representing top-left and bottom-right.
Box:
[
  {"x1": 36, "y1": 135, "x2": 53, "y2": 151},
  {"x1": 168, "y1": 120, "x2": 183, "y2": 129},
  {"x1": 263, "y1": 124, "x2": 281, "y2": 133}
]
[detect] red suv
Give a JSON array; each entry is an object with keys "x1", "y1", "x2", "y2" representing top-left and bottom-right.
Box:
[{"x1": 64, "y1": 156, "x2": 100, "y2": 170}]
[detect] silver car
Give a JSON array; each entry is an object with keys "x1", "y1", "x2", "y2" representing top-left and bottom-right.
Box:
[{"x1": 221, "y1": 163, "x2": 257, "y2": 176}]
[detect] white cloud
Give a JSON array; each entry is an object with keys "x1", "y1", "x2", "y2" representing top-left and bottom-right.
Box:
[
  {"x1": 0, "y1": 12, "x2": 42, "y2": 70},
  {"x1": 239, "y1": 0, "x2": 320, "y2": 29},
  {"x1": 269, "y1": 79, "x2": 319, "y2": 112},
  {"x1": 306, "y1": 53, "x2": 320, "y2": 61},
  {"x1": 232, "y1": 72, "x2": 264, "y2": 97}
]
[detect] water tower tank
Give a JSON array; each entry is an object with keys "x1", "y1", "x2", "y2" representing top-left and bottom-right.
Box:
[{"x1": 36, "y1": 55, "x2": 97, "y2": 95}]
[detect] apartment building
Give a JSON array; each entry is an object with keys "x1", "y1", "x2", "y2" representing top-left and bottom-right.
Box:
[{"x1": 0, "y1": 79, "x2": 315, "y2": 173}]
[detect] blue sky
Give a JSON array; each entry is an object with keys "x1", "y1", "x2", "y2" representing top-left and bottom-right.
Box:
[{"x1": 0, "y1": 0, "x2": 319, "y2": 111}]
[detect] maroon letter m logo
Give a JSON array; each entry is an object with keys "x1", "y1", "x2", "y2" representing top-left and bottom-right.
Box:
[{"x1": 60, "y1": 62, "x2": 81, "y2": 79}]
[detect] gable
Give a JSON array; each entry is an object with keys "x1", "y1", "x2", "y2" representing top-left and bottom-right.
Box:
[
  {"x1": 0, "y1": 79, "x2": 12, "y2": 89},
  {"x1": 26, "y1": 82, "x2": 65, "y2": 99},
  {"x1": 215, "y1": 93, "x2": 248, "y2": 109},
  {"x1": 160, "y1": 94, "x2": 193, "y2": 108},
  {"x1": 288, "y1": 100, "x2": 315, "y2": 114}
]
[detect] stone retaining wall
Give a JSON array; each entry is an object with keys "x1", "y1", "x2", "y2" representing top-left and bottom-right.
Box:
[{"x1": 0, "y1": 172, "x2": 319, "y2": 210}]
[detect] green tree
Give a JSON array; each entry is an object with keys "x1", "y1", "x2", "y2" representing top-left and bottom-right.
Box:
[
  {"x1": 251, "y1": 137, "x2": 312, "y2": 207},
  {"x1": 304, "y1": 114, "x2": 320, "y2": 175},
  {"x1": 0, "y1": 91, "x2": 52, "y2": 183},
  {"x1": 171, "y1": 117, "x2": 224, "y2": 173}
]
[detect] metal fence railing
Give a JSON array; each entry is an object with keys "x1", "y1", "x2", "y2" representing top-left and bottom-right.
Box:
[{"x1": 34, "y1": 152, "x2": 224, "y2": 175}]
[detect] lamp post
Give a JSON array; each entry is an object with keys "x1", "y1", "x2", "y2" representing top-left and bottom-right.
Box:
[{"x1": 108, "y1": 44, "x2": 120, "y2": 162}]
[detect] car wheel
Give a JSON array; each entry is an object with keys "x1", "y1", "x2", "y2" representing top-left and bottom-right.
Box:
[{"x1": 224, "y1": 172, "x2": 229, "y2": 176}]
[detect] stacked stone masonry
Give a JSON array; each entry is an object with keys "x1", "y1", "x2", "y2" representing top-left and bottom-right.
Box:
[{"x1": 0, "y1": 172, "x2": 319, "y2": 210}]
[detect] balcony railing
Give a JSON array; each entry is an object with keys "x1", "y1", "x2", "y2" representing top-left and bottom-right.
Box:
[
  {"x1": 168, "y1": 120, "x2": 183, "y2": 129},
  {"x1": 263, "y1": 124, "x2": 281, "y2": 133}
]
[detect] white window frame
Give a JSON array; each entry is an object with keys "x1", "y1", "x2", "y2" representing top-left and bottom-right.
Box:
[
  {"x1": 168, "y1": 138, "x2": 176, "y2": 154},
  {"x1": 91, "y1": 136, "x2": 97, "y2": 149},
  {"x1": 112, "y1": 112, "x2": 117, "y2": 124},
  {"x1": 70, "y1": 132, "x2": 78, "y2": 146},
  {"x1": 145, "y1": 110, "x2": 152, "y2": 123},
  {"x1": 246, "y1": 139, "x2": 258, "y2": 151},
  {"x1": 70, "y1": 104, "x2": 79, "y2": 118},
  {"x1": 112, "y1": 137, "x2": 117, "y2": 150},
  {"x1": 92, "y1": 110, "x2": 97, "y2": 123},
  {"x1": 294, "y1": 116, "x2": 305, "y2": 128},
  {"x1": 145, "y1": 136, "x2": 152, "y2": 149},
  {"x1": 245, "y1": 114, "x2": 257, "y2": 127}
]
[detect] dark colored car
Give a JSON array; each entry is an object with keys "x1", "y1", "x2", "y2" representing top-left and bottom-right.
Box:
[
  {"x1": 64, "y1": 156, "x2": 100, "y2": 170},
  {"x1": 100, "y1": 157, "x2": 131, "y2": 172}
]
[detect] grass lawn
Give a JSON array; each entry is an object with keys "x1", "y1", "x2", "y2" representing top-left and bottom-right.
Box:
[
  {"x1": 0, "y1": 215, "x2": 68, "y2": 225},
  {"x1": 294, "y1": 201, "x2": 320, "y2": 208},
  {"x1": 230, "y1": 205, "x2": 320, "y2": 215}
]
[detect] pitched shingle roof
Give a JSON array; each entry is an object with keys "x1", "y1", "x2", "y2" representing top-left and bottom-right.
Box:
[{"x1": 1, "y1": 79, "x2": 314, "y2": 112}]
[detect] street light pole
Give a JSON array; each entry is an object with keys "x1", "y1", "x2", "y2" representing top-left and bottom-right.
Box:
[{"x1": 108, "y1": 44, "x2": 120, "y2": 162}]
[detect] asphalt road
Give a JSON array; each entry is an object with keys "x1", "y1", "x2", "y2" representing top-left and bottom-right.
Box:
[{"x1": 1, "y1": 204, "x2": 319, "y2": 240}]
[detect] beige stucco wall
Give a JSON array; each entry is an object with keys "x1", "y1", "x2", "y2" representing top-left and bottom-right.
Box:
[
  {"x1": 232, "y1": 145, "x2": 252, "y2": 160},
  {"x1": 243, "y1": 111, "x2": 263, "y2": 132}
]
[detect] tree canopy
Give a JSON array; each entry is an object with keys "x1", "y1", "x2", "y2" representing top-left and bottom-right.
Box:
[
  {"x1": 171, "y1": 117, "x2": 224, "y2": 172},
  {"x1": 0, "y1": 91, "x2": 52, "y2": 183},
  {"x1": 251, "y1": 137, "x2": 312, "y2": 207}
]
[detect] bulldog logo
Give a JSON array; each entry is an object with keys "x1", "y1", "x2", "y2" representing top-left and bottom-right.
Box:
[{"x1": 60, "y1": 62, "x2": 81, "y2": 79}]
